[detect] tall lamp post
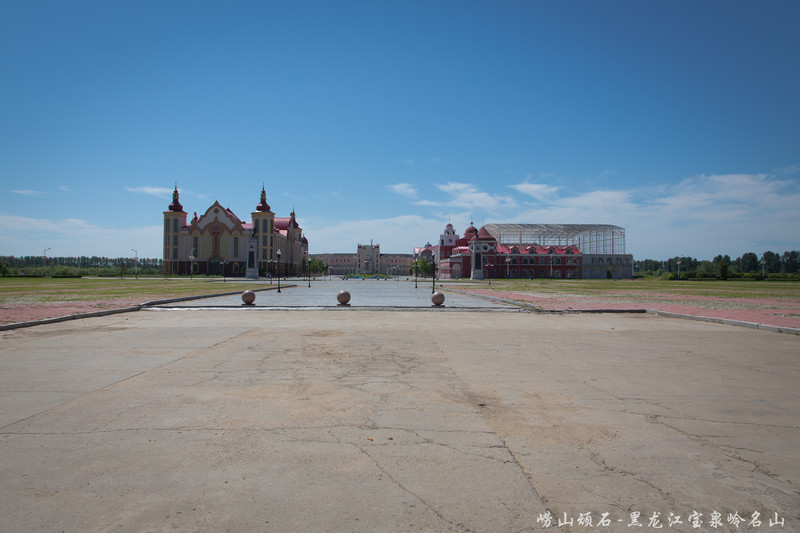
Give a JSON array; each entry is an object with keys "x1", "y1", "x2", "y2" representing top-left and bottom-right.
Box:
[
  {"x1": 760, "y1": 257, "x2": 766, "y2": 280},
  {"x1": 677, "y1": 259, "x2": 682, "y2": 280},
  {"x1": 307, "y1": 258, "x2": 311, "y2": 287},
  {"x1": 43, "y1": 248, "x2": 51, "y2": 278},
  {"x1": 505, "y1": 256, "x2": 511, "y2": 279},
  {"x1": 276, "y1": 249, "x2": 282, "y2": 293},
  {"x1": 414, "y1": 260, "x2": 418, "y2": 288},
  {"x1": 431, "y1": 261, "x2": 437, "y2": 294},
  {"x1": 131, "y1": 248, "x2": 138, "y2": 279}
]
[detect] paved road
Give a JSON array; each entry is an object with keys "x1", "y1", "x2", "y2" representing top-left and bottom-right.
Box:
[
  {"x1": 158, "y1": 279, "x2": 516, "y2": 309},
  {"x1": 1, "y1": 309, "x2": 798, "y2": 532}
]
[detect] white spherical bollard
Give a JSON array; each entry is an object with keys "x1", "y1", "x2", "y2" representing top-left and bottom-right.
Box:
[
  {"x1": 337, "y1": 290, "x2": 351, "y2": 306},
  {"x1": 431, "y1": 292, "x2": 445, "y2": 306},
  {"x1": 241, "y1": 290, "x2": 256, "y2": 305}
]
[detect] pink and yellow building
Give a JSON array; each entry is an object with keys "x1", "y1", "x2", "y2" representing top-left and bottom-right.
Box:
[{"x1": 163, "y1": 185, "x2": 306, "y2": 277}]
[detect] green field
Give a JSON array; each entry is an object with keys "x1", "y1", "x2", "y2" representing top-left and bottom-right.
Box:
[
  {"x1": 0, "y1": 277, "x2": 260, "y2": 304},
  {"x1": 2, "y1": 277, "x2": 799, "y2": 306}
]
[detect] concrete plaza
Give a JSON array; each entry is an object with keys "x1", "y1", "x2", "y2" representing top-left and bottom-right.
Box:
[
  {"x1": 1, "y1": 283, "x2": 798, "y2": 532},
  {"x1": 156, "y1": 278, "x2": 516, "y2": 309}
]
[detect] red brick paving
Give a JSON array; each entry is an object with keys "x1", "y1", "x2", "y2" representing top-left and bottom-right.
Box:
[
  {"x1": 0, "y1": 299, "x2": 146, "y2": 325},
  {"x1": 462, "y1": 288, "x2": 800, "y2": 330}
]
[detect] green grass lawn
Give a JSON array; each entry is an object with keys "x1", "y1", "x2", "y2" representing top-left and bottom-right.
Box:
[{"x1": 0, "y1": 277, "x2": 261, "y2": 304}]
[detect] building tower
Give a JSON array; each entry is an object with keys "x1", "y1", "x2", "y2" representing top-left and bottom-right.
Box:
[
  {"x1": 163, "y1": 185, "x2": 187, "y2": 275},
  {"x1": 469, "y1": 225, "x2": 496, "y2": 280},
  {"x1": 250, "y1": 185, "x2": 275, "y2": 277}
]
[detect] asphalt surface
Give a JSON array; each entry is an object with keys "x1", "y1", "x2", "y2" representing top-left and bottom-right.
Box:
[{"x1": 1, "y1": 286, "x2": 798, "y2": 532}]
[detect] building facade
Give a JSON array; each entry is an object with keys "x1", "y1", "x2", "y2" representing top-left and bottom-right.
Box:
[
  {"x1": 312, "y1": 244, "x2": 414, "y2": 276},
  {"x1": 419, "y1": 222, "x2": 633, "y2": 280},
  {"x1": 163, "y1": 185, "x2": 306, "y2": 277}
]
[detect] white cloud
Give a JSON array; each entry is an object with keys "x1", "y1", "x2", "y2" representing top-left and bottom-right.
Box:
[
  {"x1": 304, "y1": 214, "x2": 444, "y2": 254},
  {"x1": 0, "y1": 213, "x2": 161, "y2": 258},
  {"x1": 508, "y1": 182, "x2": 562, "y2": 202},
  {"x1": 10, "y1": 189, "x2": 46, "y2": 196},
  {"x1": 419, "y1": 182, "x2": 517, "y2": 213},
  {"x1": 125, "y1": 186, "x2": 174, "y2": 198},
  {"x1": 503, "y1": 173, "x2": 800, "y2": 260},
  {"x1": 388, "y1": 183, "x2": 418, "y2": 198},
  {"x1": 777, "y1": 164, "x2": 800, "y2": 175},
  {"x1": 597, "y1": 168, "x2": 618, "y2": 179}
]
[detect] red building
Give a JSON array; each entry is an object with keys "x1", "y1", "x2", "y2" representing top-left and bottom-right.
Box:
[{"x1": 420, "y1": 222, "x2": 581, "y2": 280}]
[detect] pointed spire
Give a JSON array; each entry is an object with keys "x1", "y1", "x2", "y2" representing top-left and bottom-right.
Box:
[
  {"x1": 169, "y1": 183, "x2": 183, "y2": 212},
  {"x1": 256, "y1": 184, "x2": 271, "y2": 212}
]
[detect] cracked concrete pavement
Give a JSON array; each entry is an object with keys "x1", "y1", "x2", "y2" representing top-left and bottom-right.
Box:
[{"x1": 1, "y1": 309, "x2": 798, "y2": 532}]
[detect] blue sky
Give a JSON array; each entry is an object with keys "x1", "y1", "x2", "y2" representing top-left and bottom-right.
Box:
[{"x1": 1, "y1": 0, "x2": 798, "y2": 260}]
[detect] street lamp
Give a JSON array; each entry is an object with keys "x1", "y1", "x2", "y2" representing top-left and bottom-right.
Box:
[
  {"x1": 760, "y1": 257, "x2": 766, "y2": 280},
  {"x1": 43, "y1": 248, "x2": 51, "y2": 278},
  {"x1": 276, "y1": 249, "x2": 282, "y2": 293},
  {"x1": 431, "y1": 261, "x2": 437, "y2": 294},
  {"x1": 307, "y1": 257, "x2": 311, "y2": 287},
  {"x1": 414, "y1": 260, "x2": 418, "y2": 288},
  {"x1": 505, "y1": 256, "x2": 511, "y2": 279},
  {"x1": 677, "y1": 259, "x2": 682, "y2": 280},
  {"x1": 131, "y1": 248, "x2": 138, "y2": 279}
]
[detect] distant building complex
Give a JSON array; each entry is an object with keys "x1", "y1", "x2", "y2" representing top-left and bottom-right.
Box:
[
  {"x1": 162, "y1": 185, "x2": 631, "y2": 281},
  {"x1": 416, "y1": 222, "x2": 633, "y2": 280},
  {"x1": 312, "y1": 242, "x2": 414, "y2": 276},
  {"x1": 162, "y1": 185, "x2": 307, "y2": 277}
]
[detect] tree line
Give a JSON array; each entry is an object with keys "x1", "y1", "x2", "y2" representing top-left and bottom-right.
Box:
[
  {"x1": 0, "y1": 255, "x2": 163, "y2": 277},
  {"x1": 635, "y1": 250, "x2": 799, "y2": 280}
]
